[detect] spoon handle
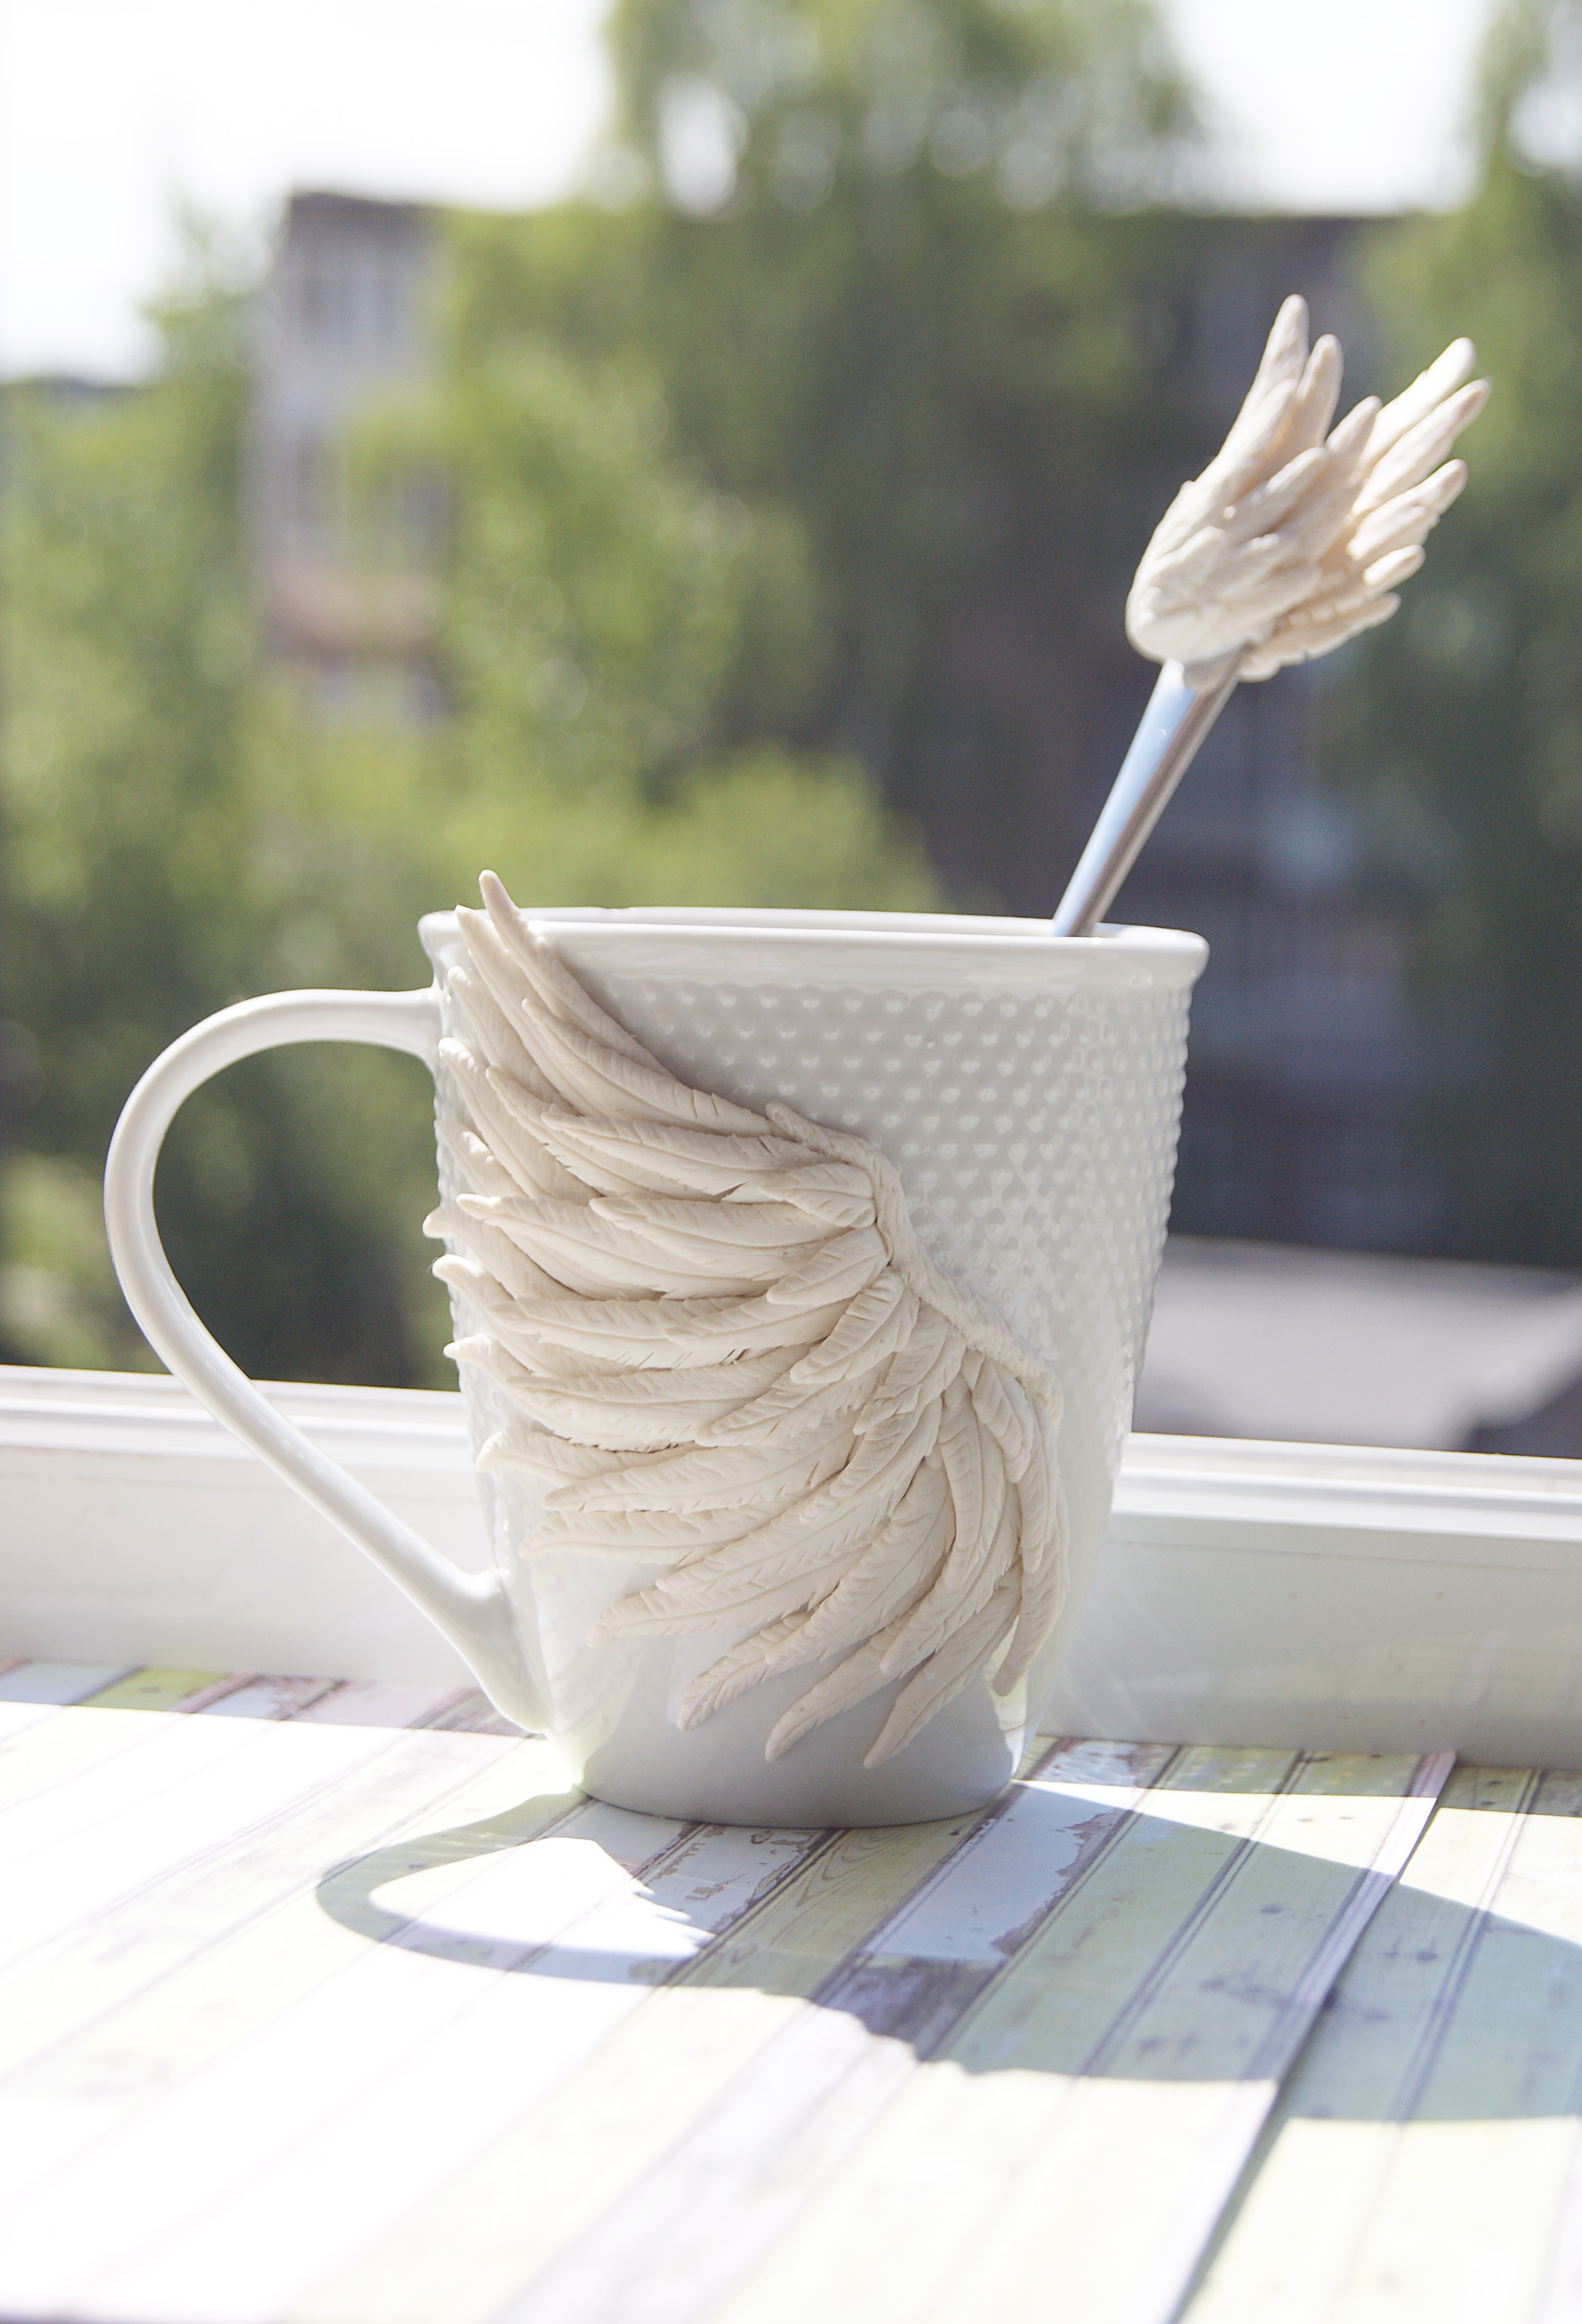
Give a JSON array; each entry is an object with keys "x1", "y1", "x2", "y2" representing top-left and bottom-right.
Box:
[{"x1": 1050, "y1": 655, "x2": 1243, "y2": 936}]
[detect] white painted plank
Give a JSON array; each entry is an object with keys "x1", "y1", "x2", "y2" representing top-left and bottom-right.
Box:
[
  {"x1": 0, "y1": 1704, "x2": 1461, "y2": 2324},
  {"x1": 0, "y1": 1706, "x2": 280, "y2": 1881},
  {"x1": 504, "y1": 1743, "x2": 1258, "y2": 2324},
  {"x1": 0, "y1": 1666, "x2": 285, "y2": 1814},
  {"x1": 293, "y1": 1681, "x2": 471, "y2": 1728},
  {"x1": 1532, "y1": 2115, "x2": 1582, "y2": 2324},
  {"x1": 0, "y1": 1709, "x2": 505, "y2": 1976},
  {"x1": 874, "y1": 1738, "x2": 1174, "y2": 1966},
  {"x1": 0, "y1": 1725, "x2": 552, "y2": 2082},
  {"x1": 0, "y1": 1698, "x2": 72, "y2": 1759},
  {"x1": 0, "y1": 1737, "x2": 579, "y2": 2299},
  {"x1": 0, "y1": 1660, "x2": 133, "y2": 1703},
  {"x1": 199, "y1": 1674, "x2": 342, "y2": 1719},
  {"x1": 423, "y1": 1690, "x2": 523, "y2": 1735},
  {"x1": 0, "y1": 1699, "x2": 166, "y2": 1809},
  {"x1": 0, "y1": 1667, "x2": 301, "y2": 1812}
]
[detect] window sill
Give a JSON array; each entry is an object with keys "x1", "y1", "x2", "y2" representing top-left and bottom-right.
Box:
[{"x1": 5, "y1": 1364, "x2": 1580, "y2": 1765}]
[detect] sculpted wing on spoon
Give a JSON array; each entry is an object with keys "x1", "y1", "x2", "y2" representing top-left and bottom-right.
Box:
[
  {"x1": 1126, "y1": 294, "x2": 1489, "y2": 687},
  {"x1": 426, "y1": 873, "x2": 1068, "y2": 1768}
]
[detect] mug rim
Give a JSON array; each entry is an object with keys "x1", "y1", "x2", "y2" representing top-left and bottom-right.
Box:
[{"x1": 419, "y1": 906, "x2": 1208, "y2": 993}]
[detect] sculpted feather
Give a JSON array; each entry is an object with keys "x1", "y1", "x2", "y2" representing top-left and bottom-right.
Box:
[
  {"x1": 429, "y1": 872, "x2": 1068, "y2": 1768},
  {"x1": 1126, "y1": 295, "x2": 1488, "y2": 688}
]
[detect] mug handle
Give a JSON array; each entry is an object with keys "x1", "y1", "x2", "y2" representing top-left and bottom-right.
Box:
[{"x1": 102, "y1": 985, "x2": 533, "y2": 1718}]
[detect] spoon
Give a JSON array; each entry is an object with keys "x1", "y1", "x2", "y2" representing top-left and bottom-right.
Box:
[{"x1": 1051, "y1": 296, "x2": 1489, "y2": 938}]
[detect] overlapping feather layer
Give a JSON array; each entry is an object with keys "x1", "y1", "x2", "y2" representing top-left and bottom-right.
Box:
[{"x1": 426, "y1": 874, "x2": 1068, "y2": 1769}]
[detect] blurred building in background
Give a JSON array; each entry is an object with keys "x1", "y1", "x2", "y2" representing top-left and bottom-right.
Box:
[
  {"x1": 1125, "y1": 661, "x2": 1460, "y2": 1254},
  {"x1": 248, "y1": 191, "x2": 445, "y2": 722}
]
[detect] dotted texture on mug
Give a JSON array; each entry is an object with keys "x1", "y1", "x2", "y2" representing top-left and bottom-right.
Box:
[{"x1": 592, "y1": 974, "x2": 1191, "y2": 1532}]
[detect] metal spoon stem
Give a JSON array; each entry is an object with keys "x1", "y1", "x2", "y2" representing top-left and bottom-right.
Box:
[{"x1": 1050, "y1": 654, "x2": 1243, "y2": 936}]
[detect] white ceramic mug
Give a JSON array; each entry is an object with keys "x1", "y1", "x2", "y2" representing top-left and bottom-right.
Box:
[{"x1": 104, "y1": 906, "x2": 1205, "y2": 1825}]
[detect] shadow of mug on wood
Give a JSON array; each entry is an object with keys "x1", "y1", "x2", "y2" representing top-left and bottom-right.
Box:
[{"x1": 104, "y1": 904, "x2": 1205, "y2": 1826}]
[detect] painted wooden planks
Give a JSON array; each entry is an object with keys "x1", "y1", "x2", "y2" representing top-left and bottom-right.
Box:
[
  {"x1": 494, "y1": 1746, "x2": 1446, "y2": 2324},
  {"x1": 288, "y1": 1761, "x2": 1061, "y2": 2324},
  {"x1": 79, "y1": 1665, "x2": 234, "y2": 1709},
  {"x1": 0, "y1": 1704, "x2": 482, "y2": 1970},
  {"x1": 288, "y1": 1745, "x2": 1445, "y2": 2324},
  {"x1": 0, "y1": 1672, "x2": 1468, "y2": 2324},
  {"x1": 0, "y1": 1671, "x2": 549, "y2": 2148},
  {"x1": 0, "y1": 1667, "x2": 485, "y2": 1827},
  {"x1": 1184, "y1": 1763, "x2": 1582, "y2": 2324},
  {"x1": 908, "y1": 1745, "x2": 1451, "y2": 2324},
  {"x1": 0, "y1": 1666, "x2": 548, "y2": 2082},
  {"x1": 0, "y1": 1661, "x2": 134, "y2": 1704},
  {"x1": 0, "y1": 1662, "x2": 492, "y2": 1728},
  {"x1": 457, "y1": 1741, "x2": 1167, "y2": 2324},
  {"x1": 0, "y1": 1673, "x2": 565, "y2": 2318},
  {"x1": 0, "y1": 1663, "x2": 284, "y2": 1823},
  {"x1": 0, "y1": 1663, "x2": 155, "y2": 1798},
  {"x1": 0, "y1": 1728, "x2": 563, "y2": 2081},
  {"x1": 426, "y1": 1689, "x2": 528, "y2": 1735},
  {"x1": 293, "y1": 1680, "x2": 472, "y2": 1727},
  {"x1": 10, "y1": 1808, "x2": 823, "y2": 2323},
  {"x1": 202, "y1": 1674, "x2": 345, "y2": 1718}
]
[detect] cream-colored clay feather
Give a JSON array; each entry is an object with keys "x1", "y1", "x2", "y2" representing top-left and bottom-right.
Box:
[
  {"x1": 867, "y1": 1576, "x2": 1021, "y2": 1768},
  {"x1": 1126, "y1": 294, "x2": 1489, "y2": 686},
  {"x1": 431, "y1": 874, "x2": 1068, "y2": 1765}
]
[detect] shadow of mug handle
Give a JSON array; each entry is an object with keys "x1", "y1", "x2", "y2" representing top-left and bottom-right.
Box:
[{"x1": 102, "y1": 985, "x2": 535, "y2": 1723}]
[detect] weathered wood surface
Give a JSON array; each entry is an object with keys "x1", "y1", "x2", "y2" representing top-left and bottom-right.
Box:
[
  {"x1": 1185, "y1": 1762, "x2": 1582, "y2": 2323},
  {"x1": 0, "y1": 1661, "x2": 1561, "y2": 2323}
]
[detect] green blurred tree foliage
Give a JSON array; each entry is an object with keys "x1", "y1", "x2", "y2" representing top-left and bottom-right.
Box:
[
  {"x1": 1, "y1": 225, "x2": 938, "y2": 1380},
  {"x1": 2, "y1": 0, "x2": 1206, "y2": 1383},
  {"x1": 1332, "y1": 0, "x2": 1582, "y2": 1262},
  {"x1": 450, "y1": 0, "x2": 1203, "y2": 895},
  {"x1": 0, "y1": 284, "x2": 459, "y2": 1382}
]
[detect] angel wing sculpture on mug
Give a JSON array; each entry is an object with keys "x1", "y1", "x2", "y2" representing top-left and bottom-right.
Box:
[{"x1": 104, "y1": 300, "x2": 1485, "y2": 1826}]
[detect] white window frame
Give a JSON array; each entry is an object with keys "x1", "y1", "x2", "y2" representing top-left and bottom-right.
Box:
[{"x1": 5, "y1": 1363, "x2": 1580, "y2": 1766}]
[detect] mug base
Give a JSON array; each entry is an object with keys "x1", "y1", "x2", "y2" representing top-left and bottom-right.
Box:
[
  {"x1": 564, "y1": 1660, "x2": 1027, "y2": 1830},
  {"x1": 572, "y1": 1768, "x2": 1018, "y2": 1831}
]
